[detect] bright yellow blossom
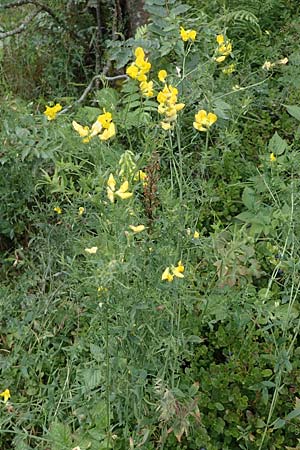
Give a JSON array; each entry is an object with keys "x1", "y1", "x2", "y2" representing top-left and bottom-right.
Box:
[
  {"x1": 78, "y1": 207, "x2": 85, "y2": 216},
  {"x1": 126, "y1": 47, "x2": 151, "y2": 82},
  {"x1": 54, "y1": 206, "x2": 62, "y2": 214},
  {"x1": 72, "y1": 110, "x2": 115, "y2": 142},
  {"x1": 214, "y1": 34, "x2": 232, "y2": 63},
  {"x1": 162, "y1": 261, "x2": 185, "y2": 282},
  {"x1": 85, "y1": 246, "x2": 98, "y2": 254},
  {"x1": 129, "y1": 225, "x2": 145, "y2": 233},
  {"x1": 180, "y1": 26, "x2": 197, "y2": 42},
  {"x1": 193, "y1": 110, "x2": 217, "y2": 132},
  {"x1": 0, "y1": 389, "x2": 10, "y2": 403},
  {"x1": 193, "y1": 230, "x2": 200, "y2": 239},
  {"x1": 158, "y1": 70, "x2": 168, "y2": 82},
  {"x1": 44, "y1": 103, "x2": 62, "y2": 120},
  {"x1": 270, "y1": 152, "x2": 276, "y2": 162},
  {"x1": 157, "y1": 84, "x2": 185, "y2": 130}
]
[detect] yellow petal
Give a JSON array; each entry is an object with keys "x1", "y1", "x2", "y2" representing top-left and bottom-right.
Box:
[
  {"x1": 161, "y1": 121, "x2": 172, "y2": 130},
  {"x1": 134, "y1": 47, "x2": 145, "y2": 59},
  {"x1": 90, "y1": 119, "x2": 103, "y2": 137},
  {"x1": 129, "y1": 225, "x2": 145, "y2": 233},
  {"x1": 78, "y1": 207, "x2": 85, "y2": 216},
  {"x1": 107, "y1": 187, "x2": 115, "y2": 203},
  {"x1": 72, "y1": 120, "x2": 90, "y2": 137},
  {"x1": 116, "y1": 191, "x2": 133, "y2": 200},
  {"x1": 193, "y1": 230, "x2": 200, "y2": 239},
  {"x1": 107, "y1": 173, "x2": 116, "y2": 191},
  {"x1": 85, "y1": 246, "x2": 98, "y2": 254},
  {"x1": 216, "y1": 34, "x2": 224, "y2": 45},
  {"x1": 215, "y1": 55, "x2": 226, "y2": 63},
  {"x1": 158, "y1": 69, "x2": 167, "y2": 82},
  {"x1": 0, "y1": 389, "x2": 11, "y2": 403},
  {"x1": 162, "y1": 267, "x2": 174, "y2": 282},
  {"x1": 99, "y1": 122, "x2": 115, "y2": 141}
]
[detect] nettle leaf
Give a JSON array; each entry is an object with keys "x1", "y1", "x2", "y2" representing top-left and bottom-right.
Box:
[
  {"x1": 242, "y1": 187, "x2": 257, "y2": 210},
  {"x1": 268, "y1": 132, "x2": 288, "y2": 156},
  {"x1": 285, "y1": 104, "x2": 300, "y2": 121},
  {"x1": 48, "y1": 421, "x2": 73, "y2": 450}
]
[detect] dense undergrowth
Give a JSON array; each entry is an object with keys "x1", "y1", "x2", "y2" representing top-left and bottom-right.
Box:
[{"x1": 1, "y1": 0, "x2": 300, "y2": 449}]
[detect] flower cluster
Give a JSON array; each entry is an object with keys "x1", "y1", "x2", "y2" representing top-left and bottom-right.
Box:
[
  {"x1": 193, "y1": 110, "x2": 217, "y2": 132},
  {"x1": 72, "y1": 109, "x2": 115, "y2": 143},
  {"x1": 44, "y1": 103, "x2": 62, "y2": 121},
  {"x1": 214, "y1": 34, "x2": 232, "y2": 63},
  {"x1": 162, "y1": 261, "x2": 185, "y2": 282},
  {"x1": 126, "y1": 47, "x2": 153, "y2": 97},
  {"x1": 180, "y1": 26, "x2": 197, "y2": 42},
  {"x1": 107, "y1": 174, "x2": 133, "y2": 203},
  {"x1": 157, "y1": 84, "x2": 185, "y2": 130}
]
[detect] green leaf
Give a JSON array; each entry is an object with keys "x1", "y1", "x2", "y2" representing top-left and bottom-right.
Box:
[
  {"x1": 242, "y1": 187, "x2": 256, "y2": 210},
  {"x1": 95, "y1": 88, "x2": 119, "y2": 111},
  {"x1": 285, "y1": 407, "x2": 300, "y2": 421},
  {"x1": 272, "y1": 418, "x2": 286, "y2": 429},
  {"x1": 48, "y1": 421, "x2": 73, "y2": 450},
  {"x1": 285, "y1": 104, "x2": 300, "y2": 121},
  {"x1": 268, "y1": 131, "x2": 287, "y2": 156}
]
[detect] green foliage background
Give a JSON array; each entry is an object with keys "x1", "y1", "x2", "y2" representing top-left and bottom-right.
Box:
[{"x1": 1, "y1": 0, "x2": 300, "y2": 449}]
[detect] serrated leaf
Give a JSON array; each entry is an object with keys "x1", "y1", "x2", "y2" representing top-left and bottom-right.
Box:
[
  {"x1": 268, "y1": 132, "x2": 287, "y2": 156},
  {"x1": 286, "y1": 104, "x2": 300, "y2": 121},
  {"x1": 95, "y1": 88, "x2": 119, "y2": 111},
  {"x1": 48, "y1": 421, "x2": 73, "y2": 450},
  {"x1": 242, "y1": 187, "x2": 256, "y2": 210}
]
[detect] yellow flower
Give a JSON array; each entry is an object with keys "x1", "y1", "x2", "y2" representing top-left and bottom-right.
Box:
[
  {"x1": 107, "y1": 174, "x2": 133, "y2": 202},
  {"x1": 116, "y1": 180, "x2": 133, "y2": 200},
  {"x1": 193, "y1": 230, "x2": 200, "y2": 239},
  {"x1": 139, "y1": 80, "x2": 154, "y2": 97},
  {"x1": 97, "y1": 110, "x2": 112, "y2": 128},
  {"x1": 134, "y1": 170, "x2": 147, "y2": 182},
  {"x1": 99, "y1": 122, "x2": 116, "y2": 141},
  {"x1": 214, "y1": 34, "x2": 232, "y2": 63},
  {"x1": 172, "y1": 260, "x2": 185, "y2": 278},
  {"x1": 54, "y1": 206, "x2": 62, "y2": 214},
  {"x1": 162, "y1": 267, "x2": 174, "y2": 282},
  {"x1": 216, "y1": 34, "x2": 224, "y2": 45},
  {"x1": 134, "y1": 47, "x2": 145, "y2": 59},
  {"x1": 72, "y1": 120, "x2": 91, "y2": 142},
  {"x1": 126, "y1": 65, "x2": 139, "y2": 79},
  {"x1": 78, "y1": 207, "x2": 85, "y2": 216},
  {"x1": 270, "y1": 152, "x2": 276, "y2": 162},
  {"x1": 85, "y1": 246, "x2": 98, "y2": 254},
  {"x1": 180, "y1": 26, "x2": 197, "y2": 42},
  {"x1": 44, "y1": 103, "x2": 62, "y2": 121},
  {"x1": 161, "y1": 121, "x2": 172, "y2": 130},
  {"x1": 158, "y1": 70, "x2": 168, "y2": 82},
  {"x1": 129, "y1": 225, "x2": 145, "y2": 233},
  {"x1": 193, "y1": 110, "x2": 217, "y2": 132},
  {"x1": 0, "y1": 389, "x2": 10, "y2": 403}
]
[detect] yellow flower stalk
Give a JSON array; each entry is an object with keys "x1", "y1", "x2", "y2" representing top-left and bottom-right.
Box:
[
  {"x1": 214, "y1": 34, "x2": 232, "y2": 63},
  {"x1": 180, "y1": 26, "x2": 197, "y2": 42},
  {"x1": 126, "y1": 47, "x2": 151, "y2": 82},
  {"x1": 222, "y1": 63, "x2": 235, "y2": 74},
  {"x1": 0, "y1": 389, "x2": 10, "y2": 403},
  {"x1": 193, "y1": 110, "x2": 217, "y2": 132},
  {"x1": 157, "y1": 84, "x2": 185, "y2": 130},
  {"x1": 129, "y1": 225, "x2": 145, "y2": 233},
  {"x1": 44, "y1": 103, "x2": 62, "y2": 120},
  {"x1": 85, "y1": 247, "x2": 98, "y2": 254}
]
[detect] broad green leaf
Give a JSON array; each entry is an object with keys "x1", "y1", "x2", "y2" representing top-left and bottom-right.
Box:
[
  {"x1": 268, "y1": 131, "x2": 287, "y2": 156},
  {"x1": 286, "y1": 104, "x2": 300, "y2": 121}
]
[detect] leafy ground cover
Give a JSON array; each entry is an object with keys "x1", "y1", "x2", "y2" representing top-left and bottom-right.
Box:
[{"x1": 1, "y1": 0, "x2": 300, "y2": 449}]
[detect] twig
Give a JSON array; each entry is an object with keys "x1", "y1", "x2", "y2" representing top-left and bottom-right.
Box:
[
  {"x1": 58, "y1": 73, "x2": 129, "y2": 115},
  {"x1": 0, "y1": 8, "x2": 42, "y2": 39},
  {"x1": 0, "y1": 0, "x2": 80, "y2": 40}
]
